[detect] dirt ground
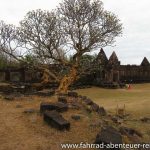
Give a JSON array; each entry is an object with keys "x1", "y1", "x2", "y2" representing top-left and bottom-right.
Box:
[
  {"x1": 0, "y1": 84, "x2": 150, "y2": 150},
  {"x1": 0, "y1": 94, "x2": 100, "y2": 150}
]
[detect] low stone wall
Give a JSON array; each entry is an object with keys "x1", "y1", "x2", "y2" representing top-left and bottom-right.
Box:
[{"x1": 0, "y1": 72, "x2": 5, "y2": 82}]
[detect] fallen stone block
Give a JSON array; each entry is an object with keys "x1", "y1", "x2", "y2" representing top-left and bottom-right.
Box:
[
  {"x1": 85, "y1": 105, "x2": 92, "y2": 113},
  {"x1": 4, "y1": 95, "x2": 15, "y2": 101},
  {"x1": 58, "y1": 96, "x2": 67, "y2": 103},
  {"x1": 91, "y1": 103, "x2": 99, "y2": 112},
  {"x1": 44, "y1": 111, "x2": 70, "y2": 130},
  {"x1": 95, "y1": 126, "x2": 123, "y2": 149},
  {"x1": 83, "y1": 98, "x2": 93, "y2": 105},
  {"x1": 37, "y1": 89, "x2": 55, "y2": 97},
  {"x1": 81, "y1": 96, "x2": 87, "y2": 100},
  {"x1": 97, "y1": 107, "x2": 107, "y2": 116},
  {"x1": 78, "y1": 95, "x2": 83, "y2": 99},
  {"x1": 69, "y1": 103, "x2": 81, "y2": 110},
  {"x1": 40, "y1": 102, "x2": 68, "y2": 113},
  {"x1": 68, "y1": 91, "x2": 78, "y2": 97},
  {"x1": 24, "y1": 108, "x2": 36, "y2": 113},
  {"x1": 111, "y1": 116, "x2": 124, "y2": 124},
  {"x1": 140, "y1": 117, "x2": 150, "y2": 123},
  {"x1": 119, "y1": 126, "x2": 143, "y2": 138},
  {"x1": 71, "y1": 115, "x2": 81, "y2": 120}
]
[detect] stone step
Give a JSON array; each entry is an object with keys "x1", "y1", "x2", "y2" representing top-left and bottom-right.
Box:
[{"x1": 44, "y1": 111, "x2": 70, "y2": 130}]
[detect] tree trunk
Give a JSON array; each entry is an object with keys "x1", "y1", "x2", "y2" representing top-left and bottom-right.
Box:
[
  {"x1": 57, "y1": 65, "x2": 78, "y2": 94},
  {"x1": 32, "y1": 68, "x2": 59, "y2": 90}
]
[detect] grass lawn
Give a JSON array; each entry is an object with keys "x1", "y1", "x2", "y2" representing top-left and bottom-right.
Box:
[
  {"x1": 76, "y1": 83, "x2": 150, "y2": 117},
  {"x1": 77, "y1": 84, "x2": 150, "y2": 142}
]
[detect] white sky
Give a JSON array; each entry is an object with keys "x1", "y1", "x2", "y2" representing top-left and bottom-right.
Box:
[{"x1": 0, "y1": 0, "x2": 150, "y2": 65}]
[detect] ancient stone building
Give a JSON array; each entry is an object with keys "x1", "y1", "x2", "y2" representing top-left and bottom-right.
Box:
[{"x1": 94, "y1": 48, "x2": 150, "y2": 84}]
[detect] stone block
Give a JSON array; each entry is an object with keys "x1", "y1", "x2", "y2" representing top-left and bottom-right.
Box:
[
  {"x1": 40, "y1": 102, "x2": 68, "y2": 113},
  {"x1": 37, "y1": 89, "x2": 55, "y2": 97},
  {"x1": 44, "y1": 111, "x2": 70, "y2": 130},
  {"x1": 91, "y1": 103, "x2": 99, "y2": 112},
  {"x1": 58, "y1": 96, "x2": 67, "y2": 103},
  {"x1": 68, "y1": 91, "x2": 78, "y2": 97},
  {"x1": 71, "y1": 115, "x2": 81, "y2": 120},
  {"x1": 97, "y1": 107, "x2": 107, "y2": 116},
  {"x1": 83, "y1": 98, "x2": 93, "y2": 105},
  {"x1": 95, "y1": 126, "x2": 123, "y2": 149}
]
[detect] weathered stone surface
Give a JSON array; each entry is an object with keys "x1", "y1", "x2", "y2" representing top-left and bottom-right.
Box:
[
  {"x1": 83, "y1": 98, "x2": 93, "y2": 105},
  {"x1": 140, "y1": 117, "x2": 150, "y2": 123},
  {"x1": 68, "y1": 91, "x2": 78, "y2": 97},
  {"x1": 13, "y1": 86, "x2": 26, "y2": 93},
  {"x1": 81, "y1": 96, "x2": 87, "y2": 100},
  {"x1": 44, "y1": 111, "x2": 70, "y2": 130},
  {"x1": 95, "y1": 126, "x2": 123, "y2": 148},
  {"x1": 24, "y1": 109, "x2": 36, "y2": 113},
  {"x1": 10, "y1": 72, "x2": 21, "y2": 82},
  {"x1": 97, "y1": 107, "x2": 107, "y2": 116},
  {"x1": 78, "y1": 95, "x2": 83, "y2": 99},
  {"x1": 36, "y1": 89, "x2": 55, "y2": 97},
  {"x1": 111, "y1": 116, "x2": 124, "y2": 124},
  {"x1": 85, "y1": 105, "x2": 92, "y2": 113},
  {"x1": 58, "y1": 96, "x2": 67, "y2": 103},
  {"x1": 40, "y1": 102, "x2": 68, "y2": 113},
  {"x1": 4, "y1": 95, "x2": 15, "y2": 101},
  {"x1": 119, "y1": 126, "x2": 143, "y2": 138},
  {"x1": 0, "y1": 72, "x2": 5, "y2": 82},
  {"x1": 95, "y1": 48, "x2": 108, "y2": 66},
  {"x1": 71, "y1": 115, "x2": 81, "y2": 120},
  {"x1": 91, "y1": 103, "x2": 99, "y2": 112},
  {"x1": 69, "y1": 103, "x2": 81, "y2": 110},
  {"x1": 141, "y1": 57, "x2": 150, "y2": 66}
]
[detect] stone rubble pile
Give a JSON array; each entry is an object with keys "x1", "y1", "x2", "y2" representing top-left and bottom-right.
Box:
[{"x1": 40, "y1": 91, "x2": 107, "y2": 131}]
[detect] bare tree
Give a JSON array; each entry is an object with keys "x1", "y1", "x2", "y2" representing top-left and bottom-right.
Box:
[
  {"x1": 57, "y1": 0, "x2": 122, "y2": 93},
  {"x1": 19, "y1": 9, "x2": 68, "y2": 65},
  {"x1": 19, "y1": 9, "x2": 71, "y2": 86},
  {"x1": 0, "y1": 21, "x2": 24, "y2": 62},
  {"x1": 0, "y1": 0, "x2": 122, "y2": 94},
  {"x1": 0, "y1": 18, "x2": 64, "y2": 86}
]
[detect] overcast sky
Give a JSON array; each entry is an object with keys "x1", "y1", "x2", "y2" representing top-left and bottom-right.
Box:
[{"x1": 0, "y1": 0, "x2": 149, "y2": 65}]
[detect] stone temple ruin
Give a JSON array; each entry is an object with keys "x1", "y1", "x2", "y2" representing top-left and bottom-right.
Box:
[
  {"x1": 0, "y1": 48, "x2": 150, "y2": 89},
  {"x1": 95, "y1": 48, "x2": 150, "y2": 84},
  {"x1": 76, "y1": 48, "x2": 150, "y2": 88}
]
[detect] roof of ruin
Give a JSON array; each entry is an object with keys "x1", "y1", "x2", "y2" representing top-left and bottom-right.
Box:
[
  {"x1": 96, "y1": 48, "x2": 108, "y2": 64},
  {"x1": 108, "y1": 51, "x2": 119, "y2": 65},
  {"x1": 141, "y1": 57, "x2": 150, "y2": 66}
]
